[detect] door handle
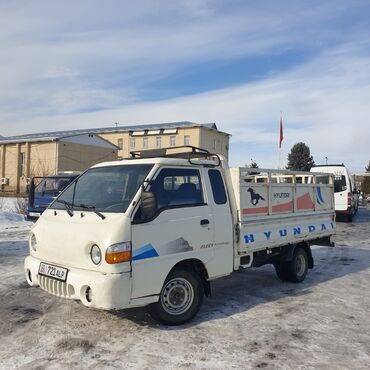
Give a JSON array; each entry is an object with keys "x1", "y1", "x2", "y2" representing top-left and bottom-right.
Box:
[{"x1": 200, "y1": 219, "x2": 210, "y2": 226}]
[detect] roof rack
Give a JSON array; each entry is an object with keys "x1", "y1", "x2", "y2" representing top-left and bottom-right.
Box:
[{"x1": 130, "y1": 146, "x2": 221, "y2": 166}]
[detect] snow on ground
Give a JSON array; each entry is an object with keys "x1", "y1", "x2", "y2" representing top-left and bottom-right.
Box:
[
  {"x1": 0, "y1": 196, "x2": 24, "y2": 212},
  {"x1": 0, "y1": 197, "x2": 32, "y2": 239},
  {"x1": 0, "y1": 206, "x2": 370, "y2": 369}
]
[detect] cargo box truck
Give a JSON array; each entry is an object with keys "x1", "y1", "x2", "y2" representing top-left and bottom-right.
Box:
[{"x1": 25, "y1": 147, "x2": 335, "y2": 325}]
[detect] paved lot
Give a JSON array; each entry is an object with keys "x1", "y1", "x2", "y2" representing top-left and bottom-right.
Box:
[{"x1": 0, "y1": 206, "x2": 369, "y2": 369}]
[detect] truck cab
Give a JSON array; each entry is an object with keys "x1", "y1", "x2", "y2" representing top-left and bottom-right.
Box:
[{"x1": 26, "y1": 172, "x2": 80, "y2": 220}]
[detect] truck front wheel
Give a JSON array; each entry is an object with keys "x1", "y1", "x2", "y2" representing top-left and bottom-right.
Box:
[
  {"x1": 148, "y1": 267, "x2": 204, "y2": 325},
  {"x1": 274, "y1": 247, "x2": 308, "y2": 283}
]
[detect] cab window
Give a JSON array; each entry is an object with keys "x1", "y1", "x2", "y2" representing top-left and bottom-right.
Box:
[
  {"x1": 150, "y1": 168, "x2": 204, "y2": 209},
  {"x1": 208, "y1": 169, "x2": 227, "y2": 204}
]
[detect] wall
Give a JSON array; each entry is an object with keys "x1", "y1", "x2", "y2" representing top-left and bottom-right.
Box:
[
  {"x1": 0, "y1": 141, "x2": 57, "y2": 194},
  {"x1": 29, "y1": 142, "x2": 58, "y2": 177},
  {"x1": 99, "y1": 132, "x2": 130, "y2": 158},
  {"x1": 0, "y1": 139, "x2": 116, "y2": 195},
  {"x1": 57, "y1": 141, "x2": 117, "y2": 172},
  {"x1": 1, "y1": 143, "x2": 19, "y2": 193},
  {"x1": 199, "y1": 127, "x2": 229, "y2": 158}
]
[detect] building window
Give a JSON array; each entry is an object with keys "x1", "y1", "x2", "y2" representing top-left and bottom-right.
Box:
[
  {"x1": 130, "y1": 138, "x2": 136, "y2": 149},
  {"x1": 143, "y1": 137, "x2": 148, "y2": 149},
  {"x1": 213, "y1": 139, "x2": 216, "y2": 150},
  {"x1": 170, "y1": 136, "x2": 176, "y2": 147},
  {"x1": 117, "y1": 138, "x2": 123, "y2": 150},
  {"x1": 156, "y1": 136, "x2": 161, "y2": 148},
  {"x1": 184, "y1": 135, "x2": 190, "y2": 146}
]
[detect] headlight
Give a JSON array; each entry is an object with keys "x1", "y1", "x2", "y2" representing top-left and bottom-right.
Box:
[
  {"x1": 90, "y1": 244, "x2": 102, "y2": 265},
  {"x1": 30, "y1": 233, "x2": 37, "y2": 252},
  {"x1": 105, "y1": 242, "x2": 131, "y2": 264}
]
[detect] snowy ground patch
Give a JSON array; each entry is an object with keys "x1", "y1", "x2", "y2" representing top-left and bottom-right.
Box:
[
  {"x1": 0, "y1": 197, "x2": 32, "y2": 239},
  {"x1": 0, "y1": 206, "x2": 369, "y2": 369}
]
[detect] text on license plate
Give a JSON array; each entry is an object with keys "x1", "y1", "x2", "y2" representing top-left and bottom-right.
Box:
[{"x1": 38, "y1": 263, "x2": 68, "y2": 282}]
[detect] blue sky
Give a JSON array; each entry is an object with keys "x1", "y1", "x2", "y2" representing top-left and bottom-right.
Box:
[{"x1": 1, "y1": 0, "x2": 370, "y2": 171}]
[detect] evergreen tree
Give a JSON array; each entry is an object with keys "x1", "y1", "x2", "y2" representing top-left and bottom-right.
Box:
[
  {"x1": 248, "y1": 159, "x2": 259, "y2": 175},
  {"x1": 286, "y1": 142, "x2": 315, "y2": 171},
  {"x1": 250, "y1": 160, "x2": 259, "y2": 169}
]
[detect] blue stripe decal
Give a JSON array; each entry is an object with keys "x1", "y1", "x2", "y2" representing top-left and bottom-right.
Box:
[
  {"x1": 316, "y1": 187, "x2": 325, "y2": 205},
  {"x1": 132, "y1": 244, "x2": 159, "y2": 261}
]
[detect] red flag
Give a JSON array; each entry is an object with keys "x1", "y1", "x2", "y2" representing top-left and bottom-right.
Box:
[{"x1": 279, "y1": 115, "x2": 284, "y2": 148}]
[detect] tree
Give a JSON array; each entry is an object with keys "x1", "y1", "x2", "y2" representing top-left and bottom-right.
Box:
[
  {"x1": 286, "y1": 142, "x2": 315, "y2": 171},
  {"x1": 250, "y1": 160, "x2": 259, "y2": 169},
  {"x1": 361, "y1": 161, "x2": 370, "y2": 194},
  {"x1": 247, "y1": 159, "x2": 259, "y2": 175}
]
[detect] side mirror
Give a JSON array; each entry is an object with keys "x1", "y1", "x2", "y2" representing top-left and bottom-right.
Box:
[{"x1": 140, "y1": 191, "x2": 157, "y2": 220}]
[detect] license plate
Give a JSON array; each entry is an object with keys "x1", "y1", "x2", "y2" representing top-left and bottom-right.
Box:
[
  {"x1": 38, "y1": 262, "x2": 68, "y2": 282},
  {"x1": 29, "y1": 212, "x2": 41, "y2": 217}
]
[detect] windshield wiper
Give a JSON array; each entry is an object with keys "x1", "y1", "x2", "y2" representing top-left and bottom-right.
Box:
[
  {"x1": 78, "y1": 204, "x2": 106, "y2": 220},
  {"x1": 56, "y1": 200, "x2": 74, "y2": 217}
]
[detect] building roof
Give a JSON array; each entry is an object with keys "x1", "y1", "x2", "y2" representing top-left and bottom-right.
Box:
[{"x1": 0, "y1": 121, "x2": 227, "y2": 144}]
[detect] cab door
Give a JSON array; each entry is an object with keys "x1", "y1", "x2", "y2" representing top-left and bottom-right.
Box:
[
  {"x1": 206, "y1": 169, "x2": 234, "y2": 274},
  {"x1": 131, "y1": 167, "x2": 215, "y2": 299}
]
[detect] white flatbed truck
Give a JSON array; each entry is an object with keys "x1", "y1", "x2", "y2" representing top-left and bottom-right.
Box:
[{"x1": 24, "y1": 147, "x2": 335, "y2": 325}]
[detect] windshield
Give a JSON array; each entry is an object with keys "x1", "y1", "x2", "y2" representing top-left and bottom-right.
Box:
[
  {"x1": 50, "y1": 164, "x2": 153, "y2": 213},
  {"x1": 35, "y1": 177, "x2": 76, "y2": 198}
]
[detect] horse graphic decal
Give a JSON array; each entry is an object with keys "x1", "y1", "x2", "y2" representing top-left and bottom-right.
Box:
[{"x1": 247, "y1": 188, "x2": 265, "y2": 206}]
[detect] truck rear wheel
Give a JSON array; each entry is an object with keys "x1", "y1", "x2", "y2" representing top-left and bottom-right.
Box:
[
  {"x1": 148, "y1": 267, "x2": 204, "y2": 325},
  {"x1": 275, "y1": 247, "x2": 308, "y2": 283}
]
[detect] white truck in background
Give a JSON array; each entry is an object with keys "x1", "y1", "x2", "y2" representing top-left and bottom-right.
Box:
[
  {"x1": 311, "y1": 164, "x2": 358, "y2": 221},
  {"x1": 25, "y1": 147, "x2": 335, "y2": 325}
]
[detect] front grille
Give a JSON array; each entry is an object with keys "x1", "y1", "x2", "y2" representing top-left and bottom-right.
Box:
[{"x1": 38, "y1": 275, "x2": 75, "y2": 298}]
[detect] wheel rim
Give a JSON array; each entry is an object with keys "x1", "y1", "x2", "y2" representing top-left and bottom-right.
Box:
[
  {"x1": 295, "y1": 254, "x2": 306, "y2": 277},
  {"x1": 160, "y1": 277, "x2": 194, "y2": 315}
]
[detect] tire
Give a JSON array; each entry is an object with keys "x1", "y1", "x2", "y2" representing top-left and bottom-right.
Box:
[
  {"x1": 347, "y1": 212, "x2": 353, "y2": 222},
  {"x1": 275, "y1": 247, "x2": 309, "y2": 283},
  {"x1": 274, "y1": 262, "x2": 290, "y2": 281},
  {"x1": 147, "y1": 267, "x2": 204, "y2": 325},
  {"x1": 287, "y1": 247, "x2": 309, "y2": 282}
]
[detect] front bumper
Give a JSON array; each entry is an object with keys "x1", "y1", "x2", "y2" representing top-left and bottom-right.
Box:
[{"x1": 24, "y1": 255, "x2": 132, "y2": 310}]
